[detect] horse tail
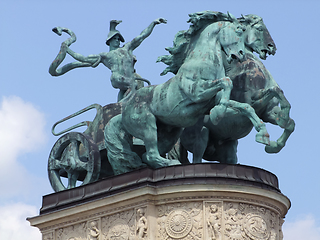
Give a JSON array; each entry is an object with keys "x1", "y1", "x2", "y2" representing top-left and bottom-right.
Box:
[
  {"x1": 104, "y1": 114, "x2": 145, "y2": 175},
  {"x1": 49, "y1": 27, "x2": 90, "y2": 76}
]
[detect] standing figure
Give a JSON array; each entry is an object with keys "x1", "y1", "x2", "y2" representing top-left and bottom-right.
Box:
[
  {"x1": 207, "y1": 205, "x2": 221, "y2": 240},
  {"x1": 136, "y1": 208, "x2": 147, "y2": 239},
  {"x1": 49, "y1": 18, "x2": 167, "y2": 101}
]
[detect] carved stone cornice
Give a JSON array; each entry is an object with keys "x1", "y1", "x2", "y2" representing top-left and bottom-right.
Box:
[{"x1": 28, "y1": 164, "x2": 289, "y2": 240}]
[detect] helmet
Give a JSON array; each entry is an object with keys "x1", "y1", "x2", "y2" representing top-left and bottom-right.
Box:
[{"x1": 106, "y1": 20, "x2": 125, "y2": 45}]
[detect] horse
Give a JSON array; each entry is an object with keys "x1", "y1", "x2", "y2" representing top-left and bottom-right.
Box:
[
  {"x1": 104, "y1": 11, "x2": 271, "y2": 174},
  {"x1": 179, "y1": 14, "x2": 295, "y2": 164}
]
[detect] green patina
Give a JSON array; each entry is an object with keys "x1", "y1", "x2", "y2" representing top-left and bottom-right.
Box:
[
  {"x1": 47, "y1": 11, "x2": 294, "y2": 192},
  {"x1": 178, "y1": 14, "x2": 295, "y2": 164},
  {"x1": 104, "y1": 11, "x2": 250, "y2": 174},
  {"x1": 49, "y1": 18, "x2": 166, "y2": 101}
]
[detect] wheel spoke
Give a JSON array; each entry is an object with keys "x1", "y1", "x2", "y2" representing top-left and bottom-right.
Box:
[
  {"x1": 67, "y1": 171, "x2": 80, "y2": 189},
  {"x1": 48, "y1": 132, "x2": 101, "y2": 192}
]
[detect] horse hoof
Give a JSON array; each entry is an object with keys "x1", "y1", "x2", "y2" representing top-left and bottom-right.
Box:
[
  {"x1": 168, "y1": 159, "x2": 182, "y2": 166},
  {"x1": 143, "y1": 155, "x2": 181, "y2": 168},
  {"x1": 265, "y1": 141, "x2": 284, "y2": 153},
  {"x1": 255, "y1": 131, "x2": 270, "y2": 145}
]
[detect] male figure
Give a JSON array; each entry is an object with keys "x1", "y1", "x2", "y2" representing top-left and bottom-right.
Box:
[
  {"x1": 136, "y1": 208, "x2": 147, "y2": 239},
  {"x1": 50, "y1": 18, "x2": 167, "y2": 101},
  {"x1": 207, "y1": 205, "x2": 221, "y2": 240}
]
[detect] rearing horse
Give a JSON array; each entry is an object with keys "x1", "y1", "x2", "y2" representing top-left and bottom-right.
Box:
[
  {"x1": 104, "y1": 11, "x2": 268, "y2": 174},
  {"x1": 179, "y1": 14, "x2": 295, "y2": 164},
  {"x1": 237, "y1": 14, "x2": 295, "y2": 154}
]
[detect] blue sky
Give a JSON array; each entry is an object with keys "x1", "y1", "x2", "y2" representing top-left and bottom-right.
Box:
[{"x1": 1, "y1": 1, "x2": 320, "y2": 239}]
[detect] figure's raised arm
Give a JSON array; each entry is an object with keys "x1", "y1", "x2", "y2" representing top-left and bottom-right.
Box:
[{"x1": 128, "y1": 18, "x2": 167, "y2": 51}]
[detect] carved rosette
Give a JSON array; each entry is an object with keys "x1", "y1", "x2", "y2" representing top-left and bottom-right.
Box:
[
  {"x1": 157, "y1": 202, "x2": 203, "y2": 240},
  {"x1": 243, "y1": 214, "x2": 269, "y2": 239},
  {"x1": 165, "y1": 209, "x2": 193, "y2": 238}
]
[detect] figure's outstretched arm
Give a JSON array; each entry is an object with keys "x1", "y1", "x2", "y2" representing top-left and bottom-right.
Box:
[
  {"x1": 49, "y1": 47, "x2": 101, "y2": 76},
  {"x1": 128, "y1": 18, "x2": 167, "y2": 51},
  {"x1": 49, "y1": 27, "x2": 101, "y2": 76},
  {"x1": 67, "y1": 48, "x2": 101, "y2": 67}
]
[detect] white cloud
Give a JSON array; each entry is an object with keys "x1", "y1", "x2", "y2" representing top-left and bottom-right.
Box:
[
  {"x1": 0, "y1": 203, "x2": 41, "y2": 240},
  {"x1": 0, "y1": 96, "x2": 48, "y2": 198},
  {"x1": 283, "y1": 215, "x2": 320, "y2": 240},
  {"x1": 0, "y1": 96, "x2": 47, "y2": 159}
]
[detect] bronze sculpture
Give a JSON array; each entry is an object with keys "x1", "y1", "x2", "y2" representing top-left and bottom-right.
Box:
[
  {"x1": 105, "y1": 11, "x2": 270, "y2": 174},
  {"x1": 49, "y1": 18, "x2": 166, "y2": 101},
  {"x1": 176, "y1": 14, "x2": 295, "y2": 163},
  {"x1": 47, "y1": 11, "x2": 294, "y2": 192}
]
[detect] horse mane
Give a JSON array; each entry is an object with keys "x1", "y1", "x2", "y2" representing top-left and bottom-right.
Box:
[
  {"x1": 238, "y1": 14, "x2": 263, "y2": 26},
  {"x1": 157, "y1": 11, "x2": 234, "y2": 76}
]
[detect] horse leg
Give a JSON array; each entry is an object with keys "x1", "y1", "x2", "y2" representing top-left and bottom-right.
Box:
[
  {"x1": 251, "y1": 87, "x2": 280, "y2": 111},
  {"x1": 265, "y1": 118, "x2": 295, "y2": 153},
  {"x1": 180, "y1": 117, "x2": 209, "y2": 164},
  {"x1": 192, "y1": 126, "x2": 209, "y2": 163},
  {"x1": 167, "y1": 139, "x2": 189, "y2": 164},
  {"x1": 252, "y1": 86, "x2": 291, "y2": 127},
  {"x1": 215, "y1": 140, "x2": 238, "y2": 164},
  {"x1": 263, "y1": 105, "x2": 295, "y2": 153},
  {"x1": 123, "y1": 108, "x2": 180, "y2": 168},
  {"x1": 157, "y1": 122, "x2": 183, "y2": 156},
  {"x1": 209, "y1": 77, "x2": 233, "y2": 125},
  {"x1": 270, "y1": 87, "x2": 292, "y2": 129},
  {"x1": 226, "y1": 100, "x2": 270, "y2": 145},
  {"x1": 253, "y1": 86, "x2": 295, "y2": 153},
  {"x1": 104, "y1": 114, "x2": 145, "y2": 175}
]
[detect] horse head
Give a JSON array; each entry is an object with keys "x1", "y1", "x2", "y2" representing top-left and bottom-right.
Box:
[
  {"x1": 239, "y1": 14, "x2": 276, "y2": 60},
  {"x1": 217, "y1": 13, "x2": 246, "y2": 63},
  {"x1": 158, "y1": 11, "x2": 247, "y2": 75}
]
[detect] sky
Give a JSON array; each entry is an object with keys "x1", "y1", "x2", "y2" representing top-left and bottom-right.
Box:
[{"x1": 1, "y1": 0, "x2": 320, "y2": 239}]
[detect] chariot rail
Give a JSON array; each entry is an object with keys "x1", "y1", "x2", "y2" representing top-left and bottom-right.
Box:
[{"x1": 51, "y1": 103, "x2": 101, "y2": 136}]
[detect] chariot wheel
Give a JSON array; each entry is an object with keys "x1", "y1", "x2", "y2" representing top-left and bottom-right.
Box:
[{"x1": 48, "y1": 132, "x2": 101, "y2": 192}]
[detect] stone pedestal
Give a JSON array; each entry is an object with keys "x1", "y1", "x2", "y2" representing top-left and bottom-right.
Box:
[{"x1": 28, "y1": 164, "x2": 290, "y2": 240}]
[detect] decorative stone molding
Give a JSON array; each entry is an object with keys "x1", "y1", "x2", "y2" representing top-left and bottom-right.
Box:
[
  {"x1": 28, "y1": 164, "x2": 290, "y2": 240},
  {"x1": 39, "y1": 198, "x2": 285, "y2": 240},
  {"x1": 43, "y1": 232, "x2": 54, "y2": 240},
  {"x1": 56, "y1": 221, "x2": 87, "y2": 240},
  {"x1": 101, "y1": 210, "x2": 135, "y2": 240}
]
